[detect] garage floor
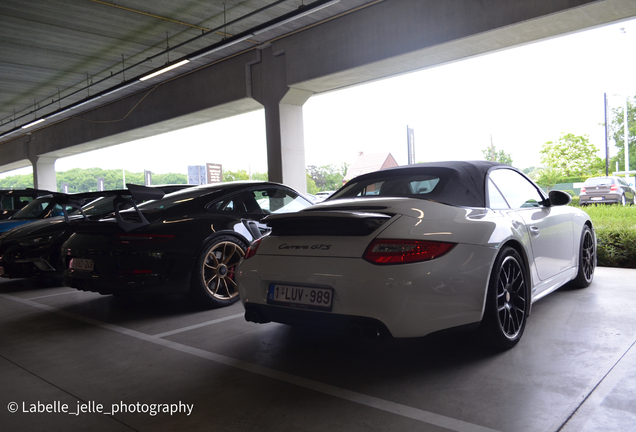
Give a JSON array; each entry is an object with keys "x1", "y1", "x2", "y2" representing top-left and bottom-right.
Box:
[{"x1": 1, "y1": 267, "x2": 635, "y2": 432}]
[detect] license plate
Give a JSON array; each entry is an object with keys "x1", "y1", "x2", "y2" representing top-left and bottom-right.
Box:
[
  {"x1": 591, "y1": 197, "x2": 604, "y2": 201},
  {"x1": 70, "y1": 258, "x2": 94, "y2": 271},
  {"x1": 267, "y1": 284, "x2": 333, "y2": 311}
]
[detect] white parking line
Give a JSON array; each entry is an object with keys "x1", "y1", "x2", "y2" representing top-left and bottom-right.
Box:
[
  {"x1": 1, "y1": 293, "x2": 500, "y2": 432},
  {"x1": 153, "y1": 313, "x2": 244, "y2": 338},
  {"x1": 27, "y1": 290, "x2": 87, "y2": 300}
]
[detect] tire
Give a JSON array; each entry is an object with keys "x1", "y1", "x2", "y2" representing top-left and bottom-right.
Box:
[
  {"x1": 570, "y1": 225, "x2": 595, "y2": 289},
  {"x1": 620, "y1": 194, "x2": 626, "y2": 206},
  {"x1": 479, "y1": 247, "x2": 529, "y2": 349},
  {"x1": 189, "y1": 236, "x2": 246, "y2": 308}
]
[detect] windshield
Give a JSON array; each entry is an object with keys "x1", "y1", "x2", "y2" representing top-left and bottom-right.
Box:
[{"x1": 12, "y1": 198, "x2": 72, "y2": 219}]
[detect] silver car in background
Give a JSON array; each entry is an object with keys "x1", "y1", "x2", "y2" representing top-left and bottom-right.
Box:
[{"x1": 580, "y1": 176, "x2": 636, "y2": 206}]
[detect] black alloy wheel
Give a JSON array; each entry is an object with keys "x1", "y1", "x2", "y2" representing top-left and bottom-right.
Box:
[
  {"x1": 480, "y1": 247, "x2": 529, "y2": 349},
  {"x1": 570, "y1": 225, "x2": 596, "y2": 289},
  {"x1": 189, "y1": 236, "x2": 247, "y2": 308}
]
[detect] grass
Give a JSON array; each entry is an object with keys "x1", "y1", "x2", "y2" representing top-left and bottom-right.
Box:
[{"x1": 579, "y1": 204, "x2": 636, "y2": 268}]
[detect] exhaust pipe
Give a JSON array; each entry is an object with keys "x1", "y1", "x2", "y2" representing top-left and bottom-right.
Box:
[{"x1": 244, "y1": 310, "x2": 270, "y2": 324}]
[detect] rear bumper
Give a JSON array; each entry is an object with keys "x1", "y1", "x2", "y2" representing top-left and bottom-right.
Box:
[
  {"x1": 237, "y1": 244, "x2": 495, "y2": 338},
  {"x1": 62, "y1": 254, "x2": 192, "y2": 295},
  {"x1": 580, "y1": 194, "x2": 622, "y2": 204},
  {"x1": 244, "y1": 303, "x2": 392, "y2": 338}
]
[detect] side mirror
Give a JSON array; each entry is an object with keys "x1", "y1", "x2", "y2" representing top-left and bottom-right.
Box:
[{"x1": 542, "y1": 190, "x2": 572, "y2": 207}]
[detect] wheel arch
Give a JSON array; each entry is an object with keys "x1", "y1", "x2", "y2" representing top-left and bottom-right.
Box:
[{"x1": 197, "y1": 230, "x2": 252, "y2": 256}]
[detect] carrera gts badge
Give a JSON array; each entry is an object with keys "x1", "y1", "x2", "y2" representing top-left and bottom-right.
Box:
[{"x1": 278, "y1": 244, "x2": 331, "y2": 250}]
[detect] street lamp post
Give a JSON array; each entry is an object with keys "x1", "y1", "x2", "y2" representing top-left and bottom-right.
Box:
[{"x1": 625, "y1": 96, "x2": 630, "y2": 179}]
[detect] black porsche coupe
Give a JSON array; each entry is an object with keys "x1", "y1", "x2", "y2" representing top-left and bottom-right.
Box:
[{"x1": 62, "y1": 181, "x2": 312, "y2": 308}]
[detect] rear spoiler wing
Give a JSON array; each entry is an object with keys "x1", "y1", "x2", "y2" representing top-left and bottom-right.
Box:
[
  {"x1": 48, "y1": 184, "x2": 165, "y2": 230},
  {"x1": 113, "y1": 184, "x2": 165, "y2": 232}
]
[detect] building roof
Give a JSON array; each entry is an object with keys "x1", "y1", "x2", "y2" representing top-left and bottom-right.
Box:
[{"x1": 343, "y1": 152, "x2": 399, "y2": 182}]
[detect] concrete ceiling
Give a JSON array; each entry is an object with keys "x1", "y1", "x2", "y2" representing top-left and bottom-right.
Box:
[
  {"x1": 0, "y1": 0, "x2": 377, "y2": 139},
  {"x1": 3, "y1": 0, "x2": 636, "y2": 164}
]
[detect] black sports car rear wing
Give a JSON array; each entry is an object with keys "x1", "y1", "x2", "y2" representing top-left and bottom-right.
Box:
[
  {"x1": 112, "y1": 184, "x2": 165, "y2": 232},
  {"x1": 45, "y1": 184, "x2": 165, "y2": 230}
]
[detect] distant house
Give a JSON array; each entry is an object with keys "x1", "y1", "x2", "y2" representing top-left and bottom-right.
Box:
[{"x1": 343, "y1": 152, "x2": 399, "y2": 183}]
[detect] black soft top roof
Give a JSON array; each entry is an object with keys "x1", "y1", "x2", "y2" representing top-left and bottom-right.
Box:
[{"x1": 331, "y1": 160, "x2": 512, "y2": 208}]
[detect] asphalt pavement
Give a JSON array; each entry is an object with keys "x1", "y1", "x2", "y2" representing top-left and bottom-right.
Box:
[{"x1": 1, "y1": 267, "x2": 635, "y2": 432}]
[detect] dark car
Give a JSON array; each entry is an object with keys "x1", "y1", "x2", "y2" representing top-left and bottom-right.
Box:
[
  {"x1": 0, "y1": 184, "x2": 191, "y2": 279},
  {"x1": 0, "y1": 188, "x2": 53, "y2": 219},
  {"x1": 579, "y1": 176, "x2": 636, "y2": 206},
  {"x1": 62, "y1": 181, "x2": 313, "y2": 308},
  {"x1": 0, "y1": 193, "x2": 94, "y2": 234}
]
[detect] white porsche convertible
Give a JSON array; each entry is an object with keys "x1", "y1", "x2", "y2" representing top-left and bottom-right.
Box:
[{"x1": 237, "y1": 161, "x2": 596, "y2": 349}]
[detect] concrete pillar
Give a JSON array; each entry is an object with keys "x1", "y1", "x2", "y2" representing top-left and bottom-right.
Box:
[
  {"x1": 27, "y1": 138, "x2": 57, "y2": 191},
  {"x1": 249, "y1": 47, "x2": 312, "y2": 193}
]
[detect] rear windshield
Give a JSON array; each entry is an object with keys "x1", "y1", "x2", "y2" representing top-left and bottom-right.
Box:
[
  {"x1": 71, "y1": 196, "x2": 120, "y2": 217},
  {"x1": 584, "y1": 178, "x2": 614, "y2": 186},
  {"x1": 137, "y1": 186, "x2": 221, "y2": 212},
  {"x1": 332, "y1": 175, "x2": 441, "y2": 199}
]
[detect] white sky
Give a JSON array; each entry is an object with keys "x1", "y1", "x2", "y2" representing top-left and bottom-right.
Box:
[{"x1": 5, "y1": 17, "x2": 636, "y2": 178}]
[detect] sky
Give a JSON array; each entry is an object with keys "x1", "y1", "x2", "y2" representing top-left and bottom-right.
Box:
[{"x1": 4, "y1": 16, "x2": 636, "y2": 179}]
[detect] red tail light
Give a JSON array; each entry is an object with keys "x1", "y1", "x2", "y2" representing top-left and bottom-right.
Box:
[
  {"x1": 244, "y1": 238, "x2": 262, "y2": 259},
  {"x1": 610, "y1": 184, "x2": 619, "y2": 191},
  {"x1": 363, "y1": 239, "x2": 455, "y2": 264},
  {"x1": 120, "y1": 269, "x2": 154, "y2": 275},
  {"x1": 581, "y1": 186, "x2": 586, "y2": 193}
]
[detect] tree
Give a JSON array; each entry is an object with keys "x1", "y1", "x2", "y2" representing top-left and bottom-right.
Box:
[
  {"x1": 522, "y1": 166, "x2": 542, "y2": 181},
  {"x1": 608, "y1": 95, "x2": 636, "y2": 173},
  {"x1": 539, "y1": 133, "x2": 604, "y2": 178},
  {"x1": 251, "y1": 172, "x2": 268, "y2": 181},
  {"x1": 223, "y1": 169, "x2": 267, "y2": 182},
  {"x1": 154, "y1": 173, "x2": 187, "y2": 185},
  {"x1": 0, "y1": 173, "x2": 34, "y2": 190},
  {"x1": 0, "y1": 168, "x2": 188, "y2": 192},
  {"x1": 481, "y1": 145, "x2": 513, "y2": 165},
  {"x1": 306, "y1": 174, "x2": 319, "y2": 195},
  {"x1": 535, "y1": 167, "x2": 561, "y2": 191},
  {"x1": 307, "y1": 164, "x2": 348, "y2": 191},
  {"x1": 223, "y1": 169, "x2": 250, "y2": 182}
]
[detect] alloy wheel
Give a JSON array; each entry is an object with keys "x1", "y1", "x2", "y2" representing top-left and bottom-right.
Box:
[
  {"x1": 580, "y1": 229, "x2": 595, "y2": 283},
  {"x1": 496, "y1": 255, "x2": 527, "y2": 340},
  {"x1": 202, "y1": 241, "x2": 245, "y2": 300}
]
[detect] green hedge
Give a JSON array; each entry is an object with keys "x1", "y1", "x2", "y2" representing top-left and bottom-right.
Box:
[{"x1": 579, "y1": 205, "x2": 636, "y2": 268}]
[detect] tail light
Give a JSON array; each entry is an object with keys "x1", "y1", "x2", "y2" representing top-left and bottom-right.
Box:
[
  {"x1": 581, "y1": 186, "x2": 586, "y2": 193},
  {"x1": 363, "y1": 239, "x2": 455, "y2": 264},
  {"x1": 610, "y1": 184, "x2": 619, "y2": 191},
  {"x1": 120, "y1": 269, "x2": 154, "y2": 275},
  {"x1": 244, "y1": 238, "x2": 262, "y2": 259}
]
